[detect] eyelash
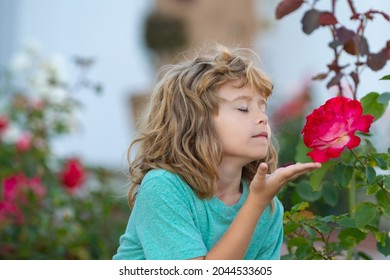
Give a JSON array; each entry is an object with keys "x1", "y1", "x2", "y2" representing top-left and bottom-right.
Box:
[{"x1": 237, "y1": 106, "x2": 267, "y2": 113}]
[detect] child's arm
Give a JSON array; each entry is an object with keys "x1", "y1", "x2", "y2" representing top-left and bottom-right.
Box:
[{"x1": 191, "y1": 162, "x2": 321, "y2": 260}]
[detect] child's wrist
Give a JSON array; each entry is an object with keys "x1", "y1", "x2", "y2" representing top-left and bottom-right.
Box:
[{"x1": 246, "y1": 192, "x2": 269, "y2": 210}]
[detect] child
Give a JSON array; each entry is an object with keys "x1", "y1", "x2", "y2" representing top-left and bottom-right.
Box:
[{"x1": 113, "y1": 45, "x2": 321, "y2": 260}]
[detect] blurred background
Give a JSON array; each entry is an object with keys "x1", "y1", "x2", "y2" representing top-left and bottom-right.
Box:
[{"x1": 0, "y1": 0, "x2": 389, "y2": 259}]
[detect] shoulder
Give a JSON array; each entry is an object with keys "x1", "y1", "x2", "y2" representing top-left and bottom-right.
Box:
[
  {"x1": 142, "y1": 169, "x2": 183, "y2": 185},
  {"x1": 137, "y1": 169, "x2": 194, "y2": 202}
]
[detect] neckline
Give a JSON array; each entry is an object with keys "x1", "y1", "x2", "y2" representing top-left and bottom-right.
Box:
[{"x1": 210, "y1": 180, "x2": 248, "y2": 209}]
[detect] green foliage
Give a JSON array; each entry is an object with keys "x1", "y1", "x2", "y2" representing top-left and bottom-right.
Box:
[
  {"x1": 275, "y1": 0, "x2": 390, "y2": 259},
  {"x1": 361, "y1": 92, "x2": 389, "y2": 121}
]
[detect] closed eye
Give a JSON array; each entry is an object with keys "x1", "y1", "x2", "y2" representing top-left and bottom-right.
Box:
[{"x1": 238, "y1": 108, "x2": 249, "y2": 112}]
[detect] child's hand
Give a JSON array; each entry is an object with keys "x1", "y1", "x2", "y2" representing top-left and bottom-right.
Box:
[{"x1": 249, "y1": 162, "x2": 321, "y2": 206}]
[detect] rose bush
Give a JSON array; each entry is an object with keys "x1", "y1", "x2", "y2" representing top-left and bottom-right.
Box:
[
  {"x1": 275, "y1": 0, "x2": 390, "y2": 259},
  {"x1": 0, "y1": 45, "x2": 128, "y2": 259}
]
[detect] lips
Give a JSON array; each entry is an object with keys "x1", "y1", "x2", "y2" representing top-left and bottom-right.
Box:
[{"x1": 252, "y1": 132, "x2": 268, "y2": 139}]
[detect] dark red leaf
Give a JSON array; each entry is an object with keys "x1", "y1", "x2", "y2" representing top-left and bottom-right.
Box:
[
  {"x1": 319, "y1": 12, "x2": 338, "y2": 26},
  {"x1": 301, "y1": 9, "x2": 322, "y2": 34},
  {"x1": 350, "y1": 71, "x2": 359, "y2": 86},
  {"x1": 312, "y1": 72, "x2": 328, "y2": 81},
  {"x1": 343, "y1": 36, "x2": 369, "y2": 56},
  {"x1": 327, "y1": 60, "x2": 341, "y2": 72},
  {"x1": 344, "y1": 39, "x2": 359, "y2": 55},
  {"x1": 326, "y1": 73, "x2": 343, "y2": 89},
  {"x1": 386, "y1": 41, "x2": 390, "y2": 59},
  {"x1": 336, "y1": 27, "x2": 355, "y2": 44},
  {"x1": 367, "y1": 50, "x2": 387, "y2": 71},
  {"x1": 276, "y1": 0, "x2": 304, "y2": 19}
]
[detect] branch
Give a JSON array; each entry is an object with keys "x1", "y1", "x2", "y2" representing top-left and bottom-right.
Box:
[{"x1": 347, "y1": 0, "x2": 358, "y2": 16}]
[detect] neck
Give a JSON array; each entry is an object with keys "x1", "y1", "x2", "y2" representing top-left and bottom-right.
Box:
[{"x1": 216, "y1": 157, "x2": 244, "y2": 197}]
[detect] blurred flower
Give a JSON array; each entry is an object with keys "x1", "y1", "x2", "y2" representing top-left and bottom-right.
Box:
[
  {"x1": 0, "y1": 174, "x2": 46, "y2": 224},
  {"x1": 1, "y1": 125, "x2": 22, "y2": 144},
  {"x1": 301, "y1": 96, "x2": 374, "y2": 162},
  {"x1": 16, "y1": 132, "x2": 32, "y2": 152},
  {"x1": 0, "y1": 201, "x2": 24, "y2": 225},
  {"x1": 60, "y1": 158, "x2": 86, "y2": 191},
  {"x1": 0, "y1": 116, "x2": 8, "y2": 135}
]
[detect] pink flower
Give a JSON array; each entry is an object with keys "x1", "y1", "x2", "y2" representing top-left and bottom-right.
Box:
[
  {"x1": 16, "y1": 132, "x2": 32, "y2": 152},
  {"x1": 59, "y1": 158, "x2": 86, "y2": 191},
  {"x1": 0, "y1": 201, "x2": 24, "y2": 224},
  {"x1": 0, "y1": 174, "x2": 46, "y2": 224},
  {"x1": 0, "y1": 116, "x2": 8, "y2": 134},
  {"x1": 301, "y1": 96, "x2": 374, "y2": 162}
]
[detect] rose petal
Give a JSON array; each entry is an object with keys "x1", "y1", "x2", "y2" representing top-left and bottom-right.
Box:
[
  {"x1": 346, "y1": 134, "x2": 361, "y2": 149},
  {"x1": 307, "y1": 149, "x2": 330, "y2": 163}
]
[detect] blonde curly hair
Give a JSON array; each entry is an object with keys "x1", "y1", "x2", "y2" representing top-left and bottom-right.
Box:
[{"x1": 127, "y1": 44, "x2": 277, "y2": 209}]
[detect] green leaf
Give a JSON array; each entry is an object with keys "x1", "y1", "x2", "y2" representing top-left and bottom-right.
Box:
[
  {"x1": 291, "y1": 202, "x2": 310, "y2": 212},
  {"x1": 309, "y1": 161, "x2": 336, "y2": 191},
  {"x1": 295, "y1": 244, "x2": 313, "y2": 260},
  {"x1": 338, "y1": 216, "x2": 356, "y2": 228},
  {"x1": 338, "y1": 228, "x2": 367, "y2": 249},
  {"x1": 376, "y1": 189, "x2": 390, "y2": 207},
  {"x1": 354, "y1": 203, "x2": 377, "y2": 228},
  {"x1": 372, "y1": 153, "x2": 389, "y2": 169},
  {"x1": 333, "y1": 162, "x2": 354, "y2": 187},
  {"x1": 377, "y1": 92, "x2": 390, "y2": 104},
  {"x1": 365, "y1": 166, "x2": 377, "y2": 184},
  {"x1": 284, "y1": 222, "x2": 300, "y2": 234},
  {"x1": 384, "y1": 175, "x2": 390, "y2": 190},
  {"x1": 296, "y1": 180, "x2": 323, "y2": 202},
  {"x1": 288, "y1": 237, "x2": 309, "y2": 247},
  {"x1": 380, "y1": 205, "x2": 390, "y2": 219},
  {"x1": 377, "y1": 234, "x2": 390, "y2": 257},
  {"x1": 366, "y1": 183, "x2": 380, "y2": 195},
  {"x1": 303, "y1": 224, "x2": 317, "y2": 239},
  {"x1": 323, "y1": 183, "x2": 339, "y2": 207},
  {"x1": 360, "y1": 92, "x2": 388, "y2": 121},
  {"x1": 379, "y1": 74, "x2": 390, "y2": 80}
]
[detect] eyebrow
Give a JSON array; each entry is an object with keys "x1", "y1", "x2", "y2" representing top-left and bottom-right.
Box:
[{"x1": 220, "y1": 95, "x2": 266, "y2": 103}]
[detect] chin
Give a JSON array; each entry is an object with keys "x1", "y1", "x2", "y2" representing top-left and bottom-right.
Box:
[{"x1": 247, "y1": 152, "x2": 268, "y2": 163}]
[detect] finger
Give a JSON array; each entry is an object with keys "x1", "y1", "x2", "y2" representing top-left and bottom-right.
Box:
[
  {"x1": 254, "y1": 162, "x2": 268, "y2": 183},
  {"x1": 277, "y1": 162, "x2": 321, "y2": 181}
]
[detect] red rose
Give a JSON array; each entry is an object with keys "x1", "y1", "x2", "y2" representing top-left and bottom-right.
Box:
[
  {"x1": 301, "y1": 96, "x2": 374, "y2": 162},
  {"x1": 1, "y1": 174, "x2": 46, "y2": 224},
  {"x1": 0, "y1": 116, "x2": 8, "y2": 134},
  {"x1": 59, "y1": 158, "x2": 86, "y2": 190}
]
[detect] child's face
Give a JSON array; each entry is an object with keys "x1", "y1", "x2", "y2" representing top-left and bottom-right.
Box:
[{"x1": 214, "y1": 81, "x2": 271, "y2": 165}]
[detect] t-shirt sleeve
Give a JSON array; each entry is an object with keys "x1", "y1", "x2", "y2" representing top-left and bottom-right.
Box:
[
  {"x1": 255, "y1": 197, "x2": 284, "y2": 260},
  {"x1": 131, "y1": 173, "x2": 207, "y2": 260}
]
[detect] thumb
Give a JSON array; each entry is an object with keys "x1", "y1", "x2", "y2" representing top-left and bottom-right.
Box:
[{"x1": 254, "y1": 162, "x2": 268, "y2": 183}]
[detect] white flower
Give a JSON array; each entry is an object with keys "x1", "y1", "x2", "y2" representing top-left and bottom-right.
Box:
[
  {"x1": 2, "y1": 124, "x2": 23, "y2": 144},
  {"x1": 10, "y1": 52, "x2": 31, "y2": 73}
]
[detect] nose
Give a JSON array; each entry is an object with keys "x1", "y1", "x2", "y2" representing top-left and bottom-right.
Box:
[{"x1": 256, "y1": 110, "x2": 268, "y2": 125}]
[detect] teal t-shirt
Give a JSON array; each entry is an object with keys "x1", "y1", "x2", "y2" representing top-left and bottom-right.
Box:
[{"x1": 113, "y1": 169, "x2": 284, "y2": 260}]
